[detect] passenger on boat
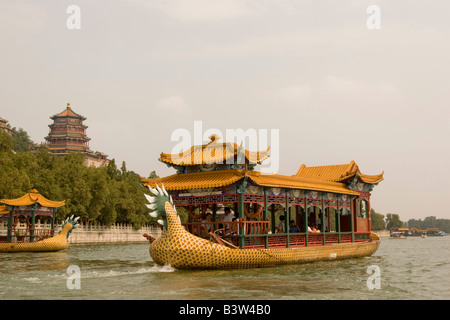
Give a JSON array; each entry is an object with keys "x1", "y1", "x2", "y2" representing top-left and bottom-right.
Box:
[
  {"x1": 276, "y1": 215, "x2": 285, "y2": 233},
  {"x1": 223, "y1": 207, "x2": 234, "y2": 222},
  {"x1": 223, "y1": 207, "x2": 234, "y2": 234},
  {"x1": 289, "y1": 220, "x2": 300, "y2": 233},
  {"x1": 202, "y1": 212, "x2": 213, "y2": 233}
]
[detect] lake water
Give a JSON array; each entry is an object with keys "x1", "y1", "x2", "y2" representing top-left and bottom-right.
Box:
[{"x1": 1, "y1": 236, "x2": 449, "y2": 301}]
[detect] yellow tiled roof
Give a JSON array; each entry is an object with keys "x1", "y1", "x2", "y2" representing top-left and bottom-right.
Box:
[
  {"x1": 159, "y1": 134, "x2": 270, "y2": 166},
  {"x1": 141, "y1": 169, "x2": 360, "y2": 195},
  {"x1": 52, "y1": 103, "x2": 85, "y2": 119},
  {"x1": 0, "y1": 189, "x2": 65, "y2": 208},
  {"x1": 294, "y1": 160, "x2": 383, "y2": 184},
  {"x1": 141, "y1": 169, "x2": 246, "y2": 190},
  {"x1": 0, "y1": 205, "x2": 9, "y2": 215},
  {"x1": 246, "y1": 171, "x2": 360, "y2": 195}
]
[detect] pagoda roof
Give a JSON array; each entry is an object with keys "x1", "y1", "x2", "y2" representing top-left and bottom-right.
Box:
[
  {"x1": 159, "y1": 134, "x2": 270, "y2": 166},
  {"x1": 294, "y1": 160, "x2": 384, "y2": 184},
  {"x1": 0, "y1": 205, "x2": 9, "y2": 215},
  {"x1": 140, "y1": 169, "x2": 360, "y2": 196},
  {"x1": 51, "y1": 103, "x2": 86, "y2": 120},
  {"x1": 46, "y1": 132, "x2": 90, "y2": 139},
  {"x1": 0, "y1": 189, "x2": 65, "y2": 208}
]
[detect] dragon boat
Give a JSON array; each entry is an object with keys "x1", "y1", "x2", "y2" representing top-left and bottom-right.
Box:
[
  {"x1": 0, "y1": 190, "x2": 79, "y2": 253},
  {"x1": 141, "y1": 135, "x2": 383, "y2": 269},
  {"x1": 145, "y1": 184, "x2": 380, "y2": 269}
]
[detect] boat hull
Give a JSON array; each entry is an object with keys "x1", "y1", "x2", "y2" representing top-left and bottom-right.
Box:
[
  {"x1": 150, "y1": 229, "x2": 381, "y2": 270},
  {"x1": 149, "y1": 201, "x2": 380, "y2": 270}
]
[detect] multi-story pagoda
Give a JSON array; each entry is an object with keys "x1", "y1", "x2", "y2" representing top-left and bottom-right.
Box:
[
  {"x1": 45, "y1": 103, "x2": 90, "y2": 155},
  {"x1": 45, "y1": 103, "x2": 109, "y2": 168}
]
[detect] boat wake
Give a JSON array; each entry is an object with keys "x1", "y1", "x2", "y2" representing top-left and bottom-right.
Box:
[{"x1": 79, "y1": 264, "x2": 176, "y2": 279}]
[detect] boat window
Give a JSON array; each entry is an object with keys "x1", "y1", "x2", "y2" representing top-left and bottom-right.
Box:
[
  {"x1": 340, "y1": 208, "x2": 350, "y2": 216},
  {"x1": 358, "y1": 200, "x2": 367, "y2": 218}
]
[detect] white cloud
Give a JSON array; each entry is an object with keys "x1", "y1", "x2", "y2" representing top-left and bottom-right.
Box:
[
  {"x1": 278, "y1": 85, "x2": 312, "y2": 102},
  {"x1": 155, "y1": 96, "x2": 190, "y2": 114},
  {"x1": 323, "y1": 75, "x2": 397, "y2": 95},
  {"x1": 139, "y1": 0, "x2": 268, "y2": 22},
  {"x1": 270, "y1": 75, "x2": 403, "y2": 123},
  {"x1": 0, "y1": 1, "x2": 47, "y2": 34},
  {"x1": 275, "y1": 75, "x2": 398, "y2": 104}
]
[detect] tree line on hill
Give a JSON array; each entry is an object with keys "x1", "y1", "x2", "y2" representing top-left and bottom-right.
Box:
[
  {"x1": 370, "y1": 208, "x2": 450, "y2": 233},
  {"x1": 0, "y1": 130, "x2": 157, "y2": 229}
]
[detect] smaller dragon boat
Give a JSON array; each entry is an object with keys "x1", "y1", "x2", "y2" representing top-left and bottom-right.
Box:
[
  {"x1": 0, "y1": 190, "x2": 79, "y2": 253},
  {"x1": 0, "y1": 216, "x2": 79, "y2": 253}
]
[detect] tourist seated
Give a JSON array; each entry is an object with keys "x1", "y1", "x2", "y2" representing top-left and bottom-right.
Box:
[{"x1": 289, "y1": 220, "x2": 300, "y2": 233}]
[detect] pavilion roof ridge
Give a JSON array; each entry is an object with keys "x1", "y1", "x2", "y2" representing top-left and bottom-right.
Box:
[
  {"x1": 294, "y1": 160, "x2": 383, "y2": 184},
  {"x1": 159, "y1": 134, "x2": 270, "y2": 166},
  {"x1": 0, "y1": 189, "x2": 66, "y2": 208}
]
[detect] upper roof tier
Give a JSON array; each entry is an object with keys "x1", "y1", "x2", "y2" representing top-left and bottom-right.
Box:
[
  {"x1": 0, "y1": 189, "x2": 66, "y2": 208},
  {"x1": 50, "y1": 103, "x2": 86, "y2": 120},
  {"x1": 294, "y1": 160, "x2": 384, "y2": 184},
  {"x1": 159, "y1": 134, "x2": 270, "y2": 167}
]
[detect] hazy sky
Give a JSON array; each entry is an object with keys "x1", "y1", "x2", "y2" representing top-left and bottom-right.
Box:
[{"x1": 1, "y1": 0, "x2": 449, "y2": 221}]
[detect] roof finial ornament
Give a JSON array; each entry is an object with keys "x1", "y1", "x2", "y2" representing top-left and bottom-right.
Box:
[
  {"x1": 67, "y1": 102, "x2": 71, "y2": 108},
  {"x1": 209, "y1": 134, "x2": 221, "y2": 142}
]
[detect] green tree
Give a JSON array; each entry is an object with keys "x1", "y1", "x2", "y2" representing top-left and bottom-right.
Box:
[
  {"x1": 105, "y1": 159, "x2": 120, "y2": 181},
  {"x1": 85, "y1": 167, "x2": 109, "y2": 223},
  {"x1": 408, "y1": 216, "x2": 450, "y2": 233},
  {"x1": 0, "y1": 131, "x2": 31, "y2": 198},
  {"x1": 0, "y1": 130, "x2": 159, "y2": 228},
  {"x1": 148, "y1": 170, "x2": 159, "y2": 179},
  {"x1": 54, "y1": 153, "x2": 92, "y2": 222},
  {"x1": 11, "y1": 127, "x2": 34, "y2": 153},
  {"x1": 0, "y1": 130, "x2": 12, "y2": 153},
  {"x1": 370, "y1": 208, "x2": 386, "y2": 230},
  {"x1": 385, "y1": 213, "x2": 404, "y2": 229},
  {"x1": 115, "y1": 172, "x2": 150, "y2": 229}
]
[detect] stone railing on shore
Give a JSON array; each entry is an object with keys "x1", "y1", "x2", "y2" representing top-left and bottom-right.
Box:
[
  {"x1": 67, "y1": 223, "x2": 162, "y2": 244},
  {"x1": 0, "y1": 221, "x2": 163, "y2": 244},
  {"x1": 0, "y1": 220, "x2": 390, "y2": 243},
  {"x1": 373, "y1": 230, "x2": 390, "y2": 237}
]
